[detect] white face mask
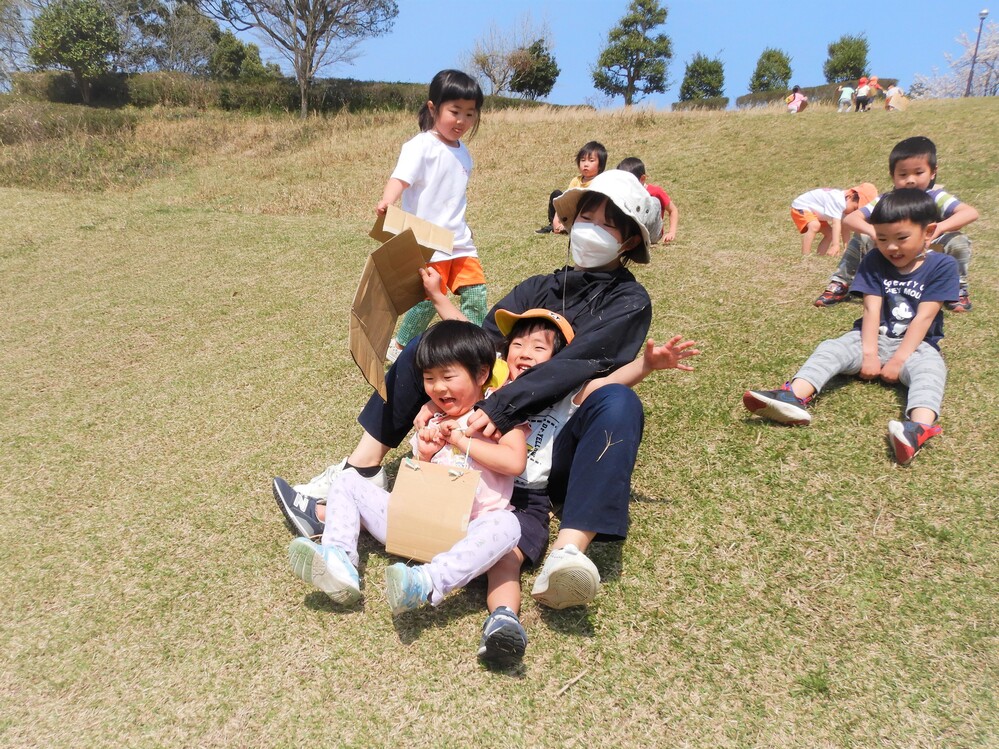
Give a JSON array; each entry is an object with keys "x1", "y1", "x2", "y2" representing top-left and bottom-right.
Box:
[{"x1": 570, "y1": 222, "x2": 622, "y2": 268}]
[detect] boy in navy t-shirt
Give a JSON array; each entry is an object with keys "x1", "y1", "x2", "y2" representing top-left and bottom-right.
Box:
[{"x1": 744, "y1": 189, "x2": 960, "y2": 465}]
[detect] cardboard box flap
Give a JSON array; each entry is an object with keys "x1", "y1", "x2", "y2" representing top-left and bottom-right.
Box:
[
  {"x1": 385, "y1": 458, "x2": 478, "y2": 563},
  {"x1": 349, "y1": 229, "x2": 435, "y2": 399},
  {"x1": 370, "y1": 205, "x2": 454, "y2": 256}
]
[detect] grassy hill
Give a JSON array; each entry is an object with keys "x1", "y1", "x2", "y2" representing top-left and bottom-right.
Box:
[{"x1": 1, "y1": 97, "x2": 997, "y2": 747}]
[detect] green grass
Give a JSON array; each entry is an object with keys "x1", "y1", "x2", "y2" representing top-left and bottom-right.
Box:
[{"x1": 1, "y1": 97, "x2": 997, "y2": 748}]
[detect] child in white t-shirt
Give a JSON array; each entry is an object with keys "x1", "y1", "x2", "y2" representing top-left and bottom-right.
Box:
[
  {"x1": 791, "y1": 183, "x2": 877, "y2": 255},
  {"x1": 379, "y1": 70, "x2": 489, "y2": 362}
]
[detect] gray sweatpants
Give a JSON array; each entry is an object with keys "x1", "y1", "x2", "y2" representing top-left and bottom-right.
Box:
[
  {"x1": 831, "y1": 232, "x2": 972, "y2": 287},
  {"x1": 795, "y1": 330, "x2": 947, "y2": 418}
]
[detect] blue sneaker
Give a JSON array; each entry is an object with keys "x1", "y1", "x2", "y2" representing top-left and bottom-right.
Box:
[
  {"x1": 477, "y1": 607, "x2": 527, "y2": 668},
  {"x1": 273, "y1": 476, "x2": 323, "y2": 538},
  {"x1": 743, "y1": 383, "x2": 812, "y2": 425},
  {"x1": 288, "y1": 538, "x2": 361, "y2": 605},
  {"x1": 384, "y1": 563, "x2": 432, "y2": 615}
]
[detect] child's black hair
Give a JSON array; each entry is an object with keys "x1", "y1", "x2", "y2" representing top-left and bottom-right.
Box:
[
  {"x1": 889, "y1": 135, "x2": 937, "y2": 175},
  {"x1": 616, "y1": 157, "x2": 646, "y2": 179},
  {"x1": 418, "y1": 70, "x2": 484, "y2": 137},
  {"x1": 869, "y1": 188, "x2": 939, "y2": 227},
  {"x1": 574, "y1": 189, "x2": 643, "y2": 262},
  {"x1": 503, "y1": 318, "x2": 568, "y2": 359},
  {"x1": 414, "y1": 320, "x2": 496, "y2": 381},
  {"x1": 576, "y1": 141, "x2": 608, "y2": 172}
]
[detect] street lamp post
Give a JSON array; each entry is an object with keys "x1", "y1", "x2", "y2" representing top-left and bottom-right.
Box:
[{"x1": 964, "y1": 8, "x2": 990, "y2": 96}]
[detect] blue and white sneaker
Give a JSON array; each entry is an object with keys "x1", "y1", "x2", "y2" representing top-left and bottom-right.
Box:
[
  {"x1": 477, "y1": 606, "x2": 527, "y2": 668},
  {"x1": 273, "y1": 476, "x2": 324, "y2": 538},
  {"x1": 384, "y1": 563, "x2": 432, "y2": 615},
  {"x1": 288, "y1": 538, "x2": 361, "y2": 605},
  {"x1": 743, "y1": 383, "x2": 812, "y2": 426}
]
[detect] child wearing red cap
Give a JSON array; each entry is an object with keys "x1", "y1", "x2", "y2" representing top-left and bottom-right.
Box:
[{"x1": 791, "y1": 183, "x2": 878, "y2": 255}]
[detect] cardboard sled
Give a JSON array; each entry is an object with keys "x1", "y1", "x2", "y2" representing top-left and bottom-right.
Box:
[
  {"x1": 349, "y1": 208, "x2": 454, "y2": 399},
  {"x1": 385, "y1": 458, "x2": 478, "y2": 563}
]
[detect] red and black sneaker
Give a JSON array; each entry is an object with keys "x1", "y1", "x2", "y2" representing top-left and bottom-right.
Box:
[
  {"x1": 945, "y1": 287, "x2": 972, "y2": 313},
  {"x1": 743, "y1": 383, "x2": 812, "y2": 425},
  {"x1": 888, "y1": 420, "x2": 942, "y2": 465},
  {"x1": 814, "y1": 281, "x2": 850, "y2": 307}
]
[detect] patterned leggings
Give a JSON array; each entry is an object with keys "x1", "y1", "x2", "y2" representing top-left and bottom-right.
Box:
[{"x1": 320, "y1": 472, "x2": 520, "y2": 605}]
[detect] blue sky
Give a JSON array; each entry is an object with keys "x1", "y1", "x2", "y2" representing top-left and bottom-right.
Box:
[{"x1": 281, "y1": 0, "x2": 987, "y2": 107}]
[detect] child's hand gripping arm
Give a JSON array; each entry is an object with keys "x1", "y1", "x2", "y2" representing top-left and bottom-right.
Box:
[
  {"x1": 931, "y1": 202, "x2": 979, "y2": 240},
  {"x1": 574, "y1": 336, "x2": 700, "y2": 404},
  {"x1": 859, "y1": 294, "x2": 883, "y2": 380},
  {"x1": 420, "y1": 267, "x2": 466, "y2": 322},
  {"x1": 880, "y1": 300, "x2": 943, "y2": 383},
  {"x1": 376, "y1": 178, "x2": 409, "y2": 215},
  {"x1": 446, "y1": 421, "x2": 529, "y2": 477}
]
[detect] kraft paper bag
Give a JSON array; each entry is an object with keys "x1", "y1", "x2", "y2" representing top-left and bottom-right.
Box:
[{"x1": 385, "y1": 457, "x2": 478, "y2": 563}]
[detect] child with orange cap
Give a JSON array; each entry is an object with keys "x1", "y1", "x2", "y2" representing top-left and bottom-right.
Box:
[
  {"x1": 855, "y1": 76, "x2": 872, "y2": 111},
  {"x1": 790, "y1": 183, "x2": 878, "y2": 255}
]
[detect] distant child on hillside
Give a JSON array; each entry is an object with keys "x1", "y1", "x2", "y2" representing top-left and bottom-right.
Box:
[
  {"x1": 855, "y1": 77, "x2": 872, "y2": 111},
  {"x1": 791, "y1": 183, "x2": 877, "y2": 255},
  {"x1": 785, "y1": 85, "x2": 808, "y2": 113},
  {"x1": 745, "y1": 189, "x2": 959, "y2": 466},
  {"x1": 814, "y1": 136, "x2": 979, "y2": 311},
  {"x1": 836, "y1": 83, "x2": 856, "y2": 112},
  {"x1": 617, "y1": 157, "x2": 679, "y2": 243},
  {"x1": 380, "y1": 70, "x2": 488, "y2": 362},
  {"x1": 536, "y1": 141, "x2": 607, "y2": 234},
  {"x1": 884, "y1": 83, "x2": 905, "y2": 110}
]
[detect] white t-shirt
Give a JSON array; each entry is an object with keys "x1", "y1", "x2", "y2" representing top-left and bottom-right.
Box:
[
  {"x1": 515, "y1": 388, "x2": 582, "y2": 490},
  {"x1": 391, "y1": 131, "x2": 476, "y2": 261},
  {"x1": 791, "y1": 188, "x2": 847, "y2": 221}
]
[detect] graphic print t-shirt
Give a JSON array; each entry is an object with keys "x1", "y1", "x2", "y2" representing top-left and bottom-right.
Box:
[{"x1": 851, "y1": 250, "x2": 959, "y2": 350}]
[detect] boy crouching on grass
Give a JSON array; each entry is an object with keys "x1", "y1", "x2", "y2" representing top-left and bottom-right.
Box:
[
  {"x1": 744, "y1": 189, "x2": 959, "y2": 465},
  {"x1": 790, "y1": 183, "x2": 877, "y2": 256}
]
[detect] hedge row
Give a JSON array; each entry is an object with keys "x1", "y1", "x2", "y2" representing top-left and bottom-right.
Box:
[
  {"x1": 671, "y1": 96, "x2": 729, "y2": 112},
  {"x1": 10, "y1": 71, "x2": 538, "y2": 113}
]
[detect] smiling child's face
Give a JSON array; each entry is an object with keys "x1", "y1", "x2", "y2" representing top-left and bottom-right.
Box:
[
  {"x1": 422, "y1": 363, "x2": 488, "y2": 417},
  {"x1": 506, "y1": 329, "x2": 557, "y2": 380},
  {"x1": 873, "y1": 218, "x2": 936, "y2": 274}
]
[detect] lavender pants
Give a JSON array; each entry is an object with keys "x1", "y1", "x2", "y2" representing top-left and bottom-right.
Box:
[{"x1": 320, "y1": 472, "x2": 520, "y2": 605}]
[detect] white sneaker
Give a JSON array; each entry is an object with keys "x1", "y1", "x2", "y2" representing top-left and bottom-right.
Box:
[
  {"x1": 385, "y1": 339, "x2": 403, "y2": 363},
  {"x1": 293, "y1": 458, "x2": 387, "y2": 498},
  {"x1": 288, "y1": 538, "x2": 361, "y2": 605},
  {"x1": 531, "y1": 544, "x2": 600, "y2": 609}
]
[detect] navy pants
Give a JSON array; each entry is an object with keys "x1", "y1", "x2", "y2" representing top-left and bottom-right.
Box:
[{"x1": 358, "y1": 336, "x2": 644, "y2": 547}]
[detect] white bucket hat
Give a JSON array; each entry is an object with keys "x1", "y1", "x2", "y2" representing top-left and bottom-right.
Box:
[{"x1": 552, "y1": 169, "x2": 662, "y2": 264}]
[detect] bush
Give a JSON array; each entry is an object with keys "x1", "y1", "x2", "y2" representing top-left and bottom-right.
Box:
[
  {"x1": 672, "y1": 96, "x2": 728, "y2": 111},
  {"x1": 126, "y1": 72, "x2": 220, "y2": 108}
]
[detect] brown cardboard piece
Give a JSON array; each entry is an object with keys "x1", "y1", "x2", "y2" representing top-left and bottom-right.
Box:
[
  {"x1": 369, "y1": 204, "x2": 454, "y2": 256},
  {"x1": 385, "y1": 457, "x2": 478, "y2": 563}
]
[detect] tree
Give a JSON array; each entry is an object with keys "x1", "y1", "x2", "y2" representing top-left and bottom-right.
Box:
[
  {"x1": 153, "y1": 2, "x2": 220, "y2": 75},
  {"x1": 592, "y1": 0, "x2": 672, "y2": 106},
  {"x1": 823, "y1": 33, "x2": 868, "y2": 83},
  {"x1": 0, "y1": 0, "x2": 28, "y2": 89},
  {"x1": 509, "y1": 38, "x2": 559, "y2": 100},
  {"x1": 911, "y1": 21, "x2": 999, "y2": 98},
  {"x1": 464, "y1": 15, "x2": 551, "y2": 97},
  {"x1": 748, "y1": 47, "x2": 791, "y2": 93},
  {"x1": 199, "y1": 0, "x2": 397, "y2": 118},
  {"x1": 678, "y1": 52, "x2": 724, "y2": 101},
  {"x1": 29, "y1": 0, "x2": 121, "y2": 103}
]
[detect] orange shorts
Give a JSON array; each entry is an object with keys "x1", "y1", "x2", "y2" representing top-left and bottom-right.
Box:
[
  {"x1": 428, "y1": 256, "x2": 486, "y2": 294},
  {"x1": 790, "y1": 208, "x2": 830, "y2": 234}
]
